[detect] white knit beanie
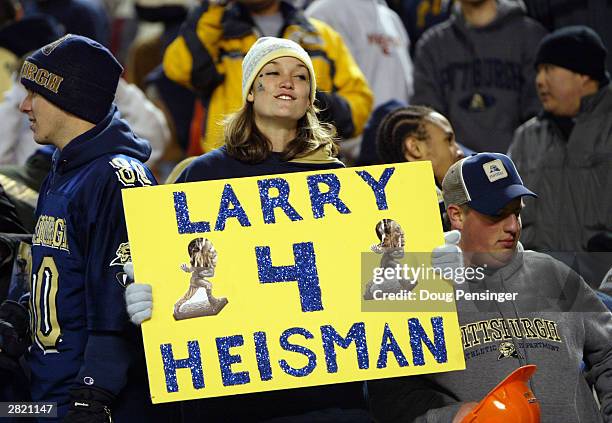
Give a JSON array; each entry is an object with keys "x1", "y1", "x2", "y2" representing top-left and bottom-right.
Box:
[{"x1": 242, "y1": 37, "x2": 316, "y2": 105}]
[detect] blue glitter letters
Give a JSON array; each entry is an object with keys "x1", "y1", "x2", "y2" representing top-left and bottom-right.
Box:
[
  {"x1": 278, "y1": 327, "x2": 317, "y2": 377},
  {"x1": 160, "y1": 340, "x2": 205, "y2": 393},
  {"x1": 254, "y1": 331, "x2": 273, "y2": 381},
  {"x1": 173, "y1": 191, "x2": 210, "y2": 234},
  {"x1": 376, "y1": 323, "x2": 409, "y2": 368},
  {"x1": 321, "y1": 322, "x2": 369, "y2": 373},
  {"x1": 408, "y1": 317, "x2": 448, "y2": 366},
  {"x1": 216, "y1": 335, "x2": 251, "y2": 386},
  {"x1": 215, "y1": 184, "x2": 252, "y2": 231},
  {"x1": 306, "y1": 174, "x2": 351, "y2": 219},
  {"x1": 258, "y1": 178, "x2": 303, "y2": 224},
  {"x1": 255, "y1": 242, "x2": 323, "y2": 312},
  {"x1": 356, "y1": 167, "x2": 395, "y2": 210}
]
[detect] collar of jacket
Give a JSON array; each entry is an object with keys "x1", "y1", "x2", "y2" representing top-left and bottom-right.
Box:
[
  {"x1": 222, "y1": 0, "x2": 315, "y2": 39},
  {"x1": 538, "y1": 83, "x2": 611, "y2": 139},
  {"x1": 578, "y1": 82, "x2": 611, "y2": 115},
  {"x1": 290, "y1": 143, "x2": 343, "y2": 165},
  {"x1": 51, "y1": 106, "x2": 151, "y2": 174},
  {"x1": 538, "y1": 110, "x2": 574, "y2": 141}
]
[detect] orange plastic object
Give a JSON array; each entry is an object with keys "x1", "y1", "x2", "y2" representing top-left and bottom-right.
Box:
[{"x1": 462, "y1": 365, "x2": 540, "y2": 423}]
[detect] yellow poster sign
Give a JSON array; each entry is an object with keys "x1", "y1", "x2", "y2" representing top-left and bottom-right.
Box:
[{"x1": 122, "y1": 162, "x2": 464, "y2": 404}]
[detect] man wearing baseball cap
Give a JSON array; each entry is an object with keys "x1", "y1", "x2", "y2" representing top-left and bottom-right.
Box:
[
  {"x1": 2, "y1": 34, "x2": 159, "y2": 422},
  {"x1": 369, "y1": 153, "x2": 612, "y2": 422},
  {"x1": 508, "y1": 26, "x2": 612, "y2": 285},
  {"x1": 441, "y1": 152, "x2": 537, "y2": 270}
]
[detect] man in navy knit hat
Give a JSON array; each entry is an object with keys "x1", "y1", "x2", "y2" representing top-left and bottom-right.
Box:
[
  {"x1": 2, "y1": 34, "x2": 158, "y2": 422},
  {"x1": 508, "y1": 26, "x2": 612, "y2": 286}
]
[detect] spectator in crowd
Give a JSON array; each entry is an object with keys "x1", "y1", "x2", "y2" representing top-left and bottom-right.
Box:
[
  {"x1": 0, "y1": 0, "x2": 21, "y2": 97},
  {"x1": 3, "y1": 34, "x2": 158, "y2": 421},
  {"x1": 412, "y1": 0, "x2": 547, "y2": 153},
  {"x1": 377, "y1": 105, "x2": 464, "y2": 186},
  {"x1": 523, "y1": 0, "x2": 612, "y2": 72},
  {"x1": 0, "y1": 1, "x2": 63, "y2": 99},
  {"x1": 0, "y1": 0, "x2": 18, "y2": 25},
  {"x1": 0, "y1": 146, "x2": 54, "y2": 232},
  {"x1": 21, "y1": 0, "x2": 111, "y2": 47},
  {"x1": 305, "y1": 0, "x2": 413, "y2": 164},
  {"x1": 306, "y1": 0, "x2": 413, "y2": 108},
  {"x1": 126, "y1": 37, "x2": 371, "y2": 422},
  {"x1": 0, "y1": 183, "x2": 28, "y2": 233},
  {"x1": 128, "y1": 0, "x2": 198, "y2": 157},
  {"x1": 368, "y1": 152, "x2": 612, "y2": 422},
  {"x1": 508, "y1": 26, "x2": 612, "y2": 286},
  {"x1": 356, "y1": 99, "x2": 407, "y2": 166},
  {"x1": 162, "y1": 0, "x2": 373, "y2": 155},
  {"x1": 385, "y1": 0, "x2": 454, "y2": 56},
  {"x1": 376, "y1": 105, "x2": 465, "y2": 230},
  {"x1": 127, "y1": 0, "x2": 192, "y2": 89}
]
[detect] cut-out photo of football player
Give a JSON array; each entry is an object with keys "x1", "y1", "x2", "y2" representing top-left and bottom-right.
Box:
[
  {"x1": 364, "y1": 219, "x2": 416, "y2": 300},
  {"x1": 173, "y1": 238, "x2": 228, "y2": 320}
]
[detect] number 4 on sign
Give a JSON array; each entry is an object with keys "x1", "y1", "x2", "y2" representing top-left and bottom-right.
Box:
[{"x1": 255, "y1": 242, "x2": 323, "y2": 312}]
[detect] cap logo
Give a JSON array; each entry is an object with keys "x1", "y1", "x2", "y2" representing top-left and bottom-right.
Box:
[
  {"x1": 483, "y1": 159, "x2": 508, "y2": 182},
  {"x1": 41, "y1": 34, "x2": 72, "y2": 56},
  {"x1": 20, "y1": 61, "x2": 64, "y2": 94}
]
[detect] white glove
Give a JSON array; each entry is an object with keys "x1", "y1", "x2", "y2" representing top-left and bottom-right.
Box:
[
  {"x1": 431, "y1": 230, "x2": 464, "y2": 278},
  {"x1": 123, "y1": 262, "x2": 152, "y2": 325}
]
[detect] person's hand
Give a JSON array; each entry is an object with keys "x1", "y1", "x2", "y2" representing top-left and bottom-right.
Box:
[
  {"x1": 181, "y1": 263, "x2": 189, "y2": 272},
  {"x1": 452, "y1": 401, "x2": 478, "y2": 423},
  {"x1": 431, "y1": 230, "x2": 464, "y2": 281},
  {"x1": 63, "y1": 386, "x2": 115, "y2": 423},
  {"x1": 123, "y1": 263, "x2": 152, "y2": 325}
]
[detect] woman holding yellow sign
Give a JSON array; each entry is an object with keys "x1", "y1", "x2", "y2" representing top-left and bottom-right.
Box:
[{"x1": 125, "y1": 37, "x2": 371, "y2": 421}]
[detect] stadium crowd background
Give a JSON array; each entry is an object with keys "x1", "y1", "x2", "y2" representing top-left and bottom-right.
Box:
[{"x1": 0, "y1": 0, "x2": 611, "y2": 422}]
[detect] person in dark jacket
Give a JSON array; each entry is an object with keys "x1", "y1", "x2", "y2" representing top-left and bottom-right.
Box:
[
  {"x1": 8, "y1": 34, "x2": 158, "y2": 422},
  {"x1": 375, "y1": 105, "x2": 465, "y2": 232},
  {"x1": 508, "y1": 26, "x2": 612, "y2": 286},
  {"x1": 412, "y1": 0, "x2": 547, "y2": 153},
  {"x1": 22, "y1": 0, "x2": 111, "y2": 46},
  {"x1": 126, "y1": 37, "x2": 372, "y2": 422}
]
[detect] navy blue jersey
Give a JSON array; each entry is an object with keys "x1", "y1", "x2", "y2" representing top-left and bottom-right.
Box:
[{"x1": 26, "y1": 107, "x2": 156, "y2": 419}]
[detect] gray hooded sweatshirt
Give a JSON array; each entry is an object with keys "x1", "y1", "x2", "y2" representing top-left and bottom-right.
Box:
[
  {"x1": 369, "y1": 246, "x2": 612, "y2": 422},
  {"x1": 412, "y1": 0, "x2": 547, "y2": 153}
]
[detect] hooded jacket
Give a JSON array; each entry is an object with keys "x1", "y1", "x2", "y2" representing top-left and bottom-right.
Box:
[
  {"x1": 369, "y1": 246, "x2": 612, "y2": 422},
  {"x1": 26, "y1": 107, "x2": 157, "y2": 420},
  {"x1": 163, "y1": 1, "x2": 373, "y2": 152},
  {"x1": 412, "y1": 0, "x2": 546, "y2": 153}
]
